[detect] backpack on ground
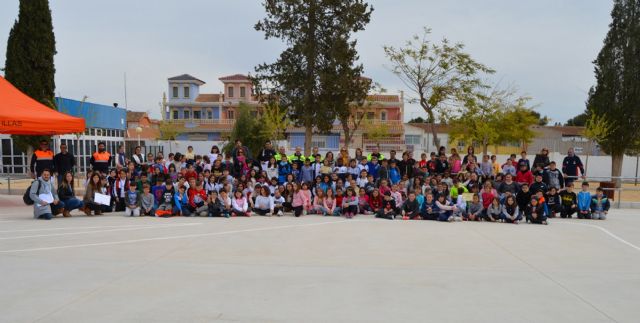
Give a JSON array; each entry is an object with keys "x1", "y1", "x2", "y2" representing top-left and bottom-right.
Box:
[{"x1": 23, "y1": 180, "x2": 42, "y2": 205}]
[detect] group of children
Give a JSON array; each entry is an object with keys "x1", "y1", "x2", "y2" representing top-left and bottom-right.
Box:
[{"x1": 66, "y1": 144, "x2": 609, "y2": 226}]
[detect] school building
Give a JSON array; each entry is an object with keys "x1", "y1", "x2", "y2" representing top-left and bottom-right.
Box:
[{"x1": 163, "y1": 73, "x2": 405, "y2": 151}]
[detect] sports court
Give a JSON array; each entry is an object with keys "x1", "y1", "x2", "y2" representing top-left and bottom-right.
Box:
[{"x1": 0, "y1": 201, "x2": 639, "y2": 323}]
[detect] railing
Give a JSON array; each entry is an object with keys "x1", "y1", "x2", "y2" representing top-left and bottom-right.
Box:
[{"x1": 167, "y1": 118, "x2": 235, "y2": 125}]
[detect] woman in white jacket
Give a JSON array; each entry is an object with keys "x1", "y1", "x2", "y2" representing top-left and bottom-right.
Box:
[{"x1": 253, "y1": 186, "x2": 274, "y2": 216}]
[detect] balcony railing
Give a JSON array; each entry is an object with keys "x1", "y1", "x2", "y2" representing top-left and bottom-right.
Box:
[{"x1": 167, "y1": 118, "x2": 235, "y2": 125}]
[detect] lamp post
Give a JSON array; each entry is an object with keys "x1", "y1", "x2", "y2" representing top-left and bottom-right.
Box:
[{"x1": 136, "y1": 126, "x2": 142, "y2": 148}]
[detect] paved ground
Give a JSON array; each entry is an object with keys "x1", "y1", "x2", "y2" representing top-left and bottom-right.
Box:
[{"x1": 0, "y1": 198, "x2": 639, "y2": 322}]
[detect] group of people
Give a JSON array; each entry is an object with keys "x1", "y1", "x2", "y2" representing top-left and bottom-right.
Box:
[{"x1": 28, "y1": 139, "x2": 610, "y2": 224}]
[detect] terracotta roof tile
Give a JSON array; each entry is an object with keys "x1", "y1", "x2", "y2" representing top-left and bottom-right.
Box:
[
  {"x1": 126, "y1": 111, "x2": 147, "y2": 122},
  {"x1": 367, "y1": 94, "x2": 400, "y2": 103},
  {"x1": 219, "y1": 74, "x2": 251, "y2": 82},
  {"x1": 195, "y1": 94, "x2": 222, "y2": 102}
]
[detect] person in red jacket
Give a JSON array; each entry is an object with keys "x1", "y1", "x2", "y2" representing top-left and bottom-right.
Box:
[
  {"x1": 368, "y1": 188, "x2": 383, "y2": 214},
  {"x1": 188, "y1": 181, "x2": 208, "y2": 216},
  {"x1": 515, "y1": 162, "x2": 534, "y2": 186}
]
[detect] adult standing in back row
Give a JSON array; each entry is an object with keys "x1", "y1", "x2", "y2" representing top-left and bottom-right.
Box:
[
  {"x1": 562, "y1": 148, "x2": 585, "y2": 185},
  {"x1": 53, "y1": 143, "x2": 75, "y2": 185},
  {"x1": 90, "y1": 142, "x2": 112, "y2": 175},
  {"x1": 30, "y1": 139, "x2": 55, "y2": 179}
]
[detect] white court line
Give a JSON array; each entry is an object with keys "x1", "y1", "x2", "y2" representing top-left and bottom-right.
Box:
[
  {"x1": 0, "y1": 220, "x2": 351, "y2": 253},
  {"x1": 0, "y1": 223, "x2": 202, "y2": 240},
  {"x1": 0, "y1": 223, "x2": 204, "y2": 233},
  {"x1": 557, "y1": 222, "x2": 640, "y2": 252}
]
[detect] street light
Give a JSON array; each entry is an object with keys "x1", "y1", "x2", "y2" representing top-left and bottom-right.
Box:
[{"x1": 136, "y1": 126, "x2": 142, "y2": 147}]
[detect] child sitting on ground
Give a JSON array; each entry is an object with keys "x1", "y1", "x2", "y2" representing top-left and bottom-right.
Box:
[
  {"x1": 526, "y1": 196, "x2": 548, "y2": 225},
  {"x1": 577, "y1": 182, "x2": 592, "y2": 219},
  {"x1": 124, "y1": 180, "x2": 140, "y2": 217},
  {"x1": 402, "y1": 191, "x2": 421, "y2": 220},
  {"x1": 590, "y1": 187, "x2": 610, "y2": 220},
  {"x1": 140, "y1": 184, "x2": 155, "y2": 216},
  {"x1": 231, "y1": 190, "x2": 251, "y2": 217},
  {"x1": 376, "y1": 191, "x2": 397, "y2": 220}
]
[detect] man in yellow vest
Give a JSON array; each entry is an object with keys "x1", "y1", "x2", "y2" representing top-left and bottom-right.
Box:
[
  {"x1": 30, "y1": 139, "x2": 55, "y2": 179},
  {"x1": 288, "y1": 146, "x2": 306, "y2": 169},
  {"x1": 90, "y1": 142, "x2": 112, "y2": 175},
  {"x1": 274, "y1": 146, "x2": 288, "y2": 162}
]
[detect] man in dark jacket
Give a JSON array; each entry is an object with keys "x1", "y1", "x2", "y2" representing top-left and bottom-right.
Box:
[
  {"x1": 398, "y1": 151, "x2": 415, "y2": 179},
  {"x1": 257, "y1": 140, "x2": 277, "y2": 169},
  {"x1": 53, "y1": 143, "x2": 76, "y2": 185},
  {"x1": 562, "y1": 148, "x2": 585, "y2": 185}
]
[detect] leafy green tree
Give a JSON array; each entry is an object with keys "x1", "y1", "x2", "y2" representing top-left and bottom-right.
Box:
[
  {"x1": 260, "y1": 100, "x2": 291, "y2": 143},
  {"x1": 4, "y1": 0, "x2": 57, "y2": 155},
  {"x1": 407, "y1": 116, "x2": 426, "y2": 123},
  {"x1": 158, "y1": 121, "x2": 179, "y2": 141},
  {"x1": 384, "y1": 27, "x2": 494, "y2": 146},
  {"x1": 499, "y1": 106, "x2": 540, "y2": 151},
  {"x1": 223, "y1": 103, "x2": 270, "y2": 158},
  {"x1": 565, "y1": 112, "x2": 588, "y2": 127},
  {"x1": 586, "y1": 0, "x2": 640, "y2": 183},
  {"x1": 449, "y1": 86, "x2": 537, "y2": 155},
  {"x1": 253, "y1": 0, "x2": 373, "y2": 155}
]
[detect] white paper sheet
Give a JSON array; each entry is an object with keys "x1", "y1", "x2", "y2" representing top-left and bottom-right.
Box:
[
  {"x1": 94, "y1": 193, "x2": 111, "y2": 206},
  {"x1": 38, "y1": 193, "x2": 54, "y2": 204}
]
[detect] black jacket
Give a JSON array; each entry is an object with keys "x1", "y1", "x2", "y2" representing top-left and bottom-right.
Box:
[{"x1": 54, "y1": 152, "x2": 75, "y2": 174}]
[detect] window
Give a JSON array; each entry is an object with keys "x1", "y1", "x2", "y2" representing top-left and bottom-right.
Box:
[
  {"x1": 172, "y1": 110, "x2": 179, "y2": 119},
  {"x1": 311, "y1": 140, "x2": 326, "y2": 149},
  {"x1": 227, "y1": 110, "x2": 235, "y2": 119},
  {"x1": 228, "y1": 86, "x2": 234, "y2": 98},
  {"x1": 184, "y1": 110, "x2": 191, "y2": 119},
  {"x1": 172, "y1": 86, "x2": 178, "y2": 98},
  {"x1": 367, "y1": 112, "x2": 375, "y2": 120},
  {"x1": 240, "y1": 86, "x2": 246, "y2": 98},
  {"x1": 90, "y1": 128, "x2": 95, "y2": 136},
  {"x1": 381, "y1": 111, "x2": 387, "y2": 121},
  {"x1": 184, "y1": 86, "x2": 190, "y2": 98},
  {"x1": 207, "y1": 110, "x2": 212, "y2": 119},
  {"x1": 96, "y1": 129, "x2": 102, "y2": 136},
  {"x1": 405, "y1": 135, "x2": 421, "y2": 145},
  {"x1": 193, "y1": 110, "x2": 201, "y2": 119}
]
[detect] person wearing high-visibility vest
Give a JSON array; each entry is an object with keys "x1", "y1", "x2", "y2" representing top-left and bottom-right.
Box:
[
  {"x1": 367, "y1": 146, "x2": 385, "y2": 161},
  {"x1": 274, "y1": 146, "x2": 288, "y2": 163},
  {"x1": 30, "y1": 139, "x2": 55, "y2": 179},
  {"x1": 90, "y1": 142, "x2": 112, "y2": 175},
  {"x1": 288, "y1": 146, "x2": 306, "y2": 169}
]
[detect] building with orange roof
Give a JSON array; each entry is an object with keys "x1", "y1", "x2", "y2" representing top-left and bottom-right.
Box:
[{"x1": 163, "y1": 73, "x2": 405, "y2": 151}]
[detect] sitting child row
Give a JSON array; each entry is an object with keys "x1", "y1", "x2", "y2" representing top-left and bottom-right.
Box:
[{"x1": 86, "y1": 176, "x2": 609, "y2": 225}]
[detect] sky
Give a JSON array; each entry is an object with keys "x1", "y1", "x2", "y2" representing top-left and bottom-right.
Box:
[{"x1": 0, "y1": 0, "x2": 613, "y2": 123}]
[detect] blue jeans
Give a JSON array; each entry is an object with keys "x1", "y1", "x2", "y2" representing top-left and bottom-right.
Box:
[{"x1": 62, "y1": 198, "x2": 83, "y2": 211}]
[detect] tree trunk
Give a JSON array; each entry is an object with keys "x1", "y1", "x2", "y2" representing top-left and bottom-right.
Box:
[
  {"x1": 611, "y1": 152, "x2": 624, "y2": 188},
  {"x1": 342, "y1": 124, "x2": 351, "y2": 153},
  {"x1": 429, "y1": 122, "x2": 438, "y2": 148},
  {"x1": 304, "y1": 126, "x2": 313, "y2": 156},
  {"x1": 26, "y1": 145, "x2": 34, "y2": 177}
]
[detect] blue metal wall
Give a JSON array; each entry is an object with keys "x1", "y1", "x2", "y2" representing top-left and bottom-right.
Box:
[{"x1": 55, "y1": 97, "x2": 126, "y2": 130}]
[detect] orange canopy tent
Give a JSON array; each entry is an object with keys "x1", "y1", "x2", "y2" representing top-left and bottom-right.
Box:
[{"x1": 0, "y1": 75, "x2": 85, "y2": 135}]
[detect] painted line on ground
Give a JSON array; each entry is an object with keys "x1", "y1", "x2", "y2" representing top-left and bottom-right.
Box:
[
  {"x1": 0, "y1": 223, "x2": 203, "y2": 240},
  {"x1": 556, "y1": 221, "x2": 640, "y2": 252},
  {"x1": 0, "y1": 223, "x2": 205, "y2": 233},
  {"x1": 0, "y1": 219, "x2": 351, "y2": 253}
]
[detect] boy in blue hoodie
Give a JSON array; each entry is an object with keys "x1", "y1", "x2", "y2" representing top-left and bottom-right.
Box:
[
  {"x1": 388, "y1": 160, "x2": 401, "y2": 185},
  {"x1": 577, "y1": 182, "x2": 592, "y2": 219}
]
